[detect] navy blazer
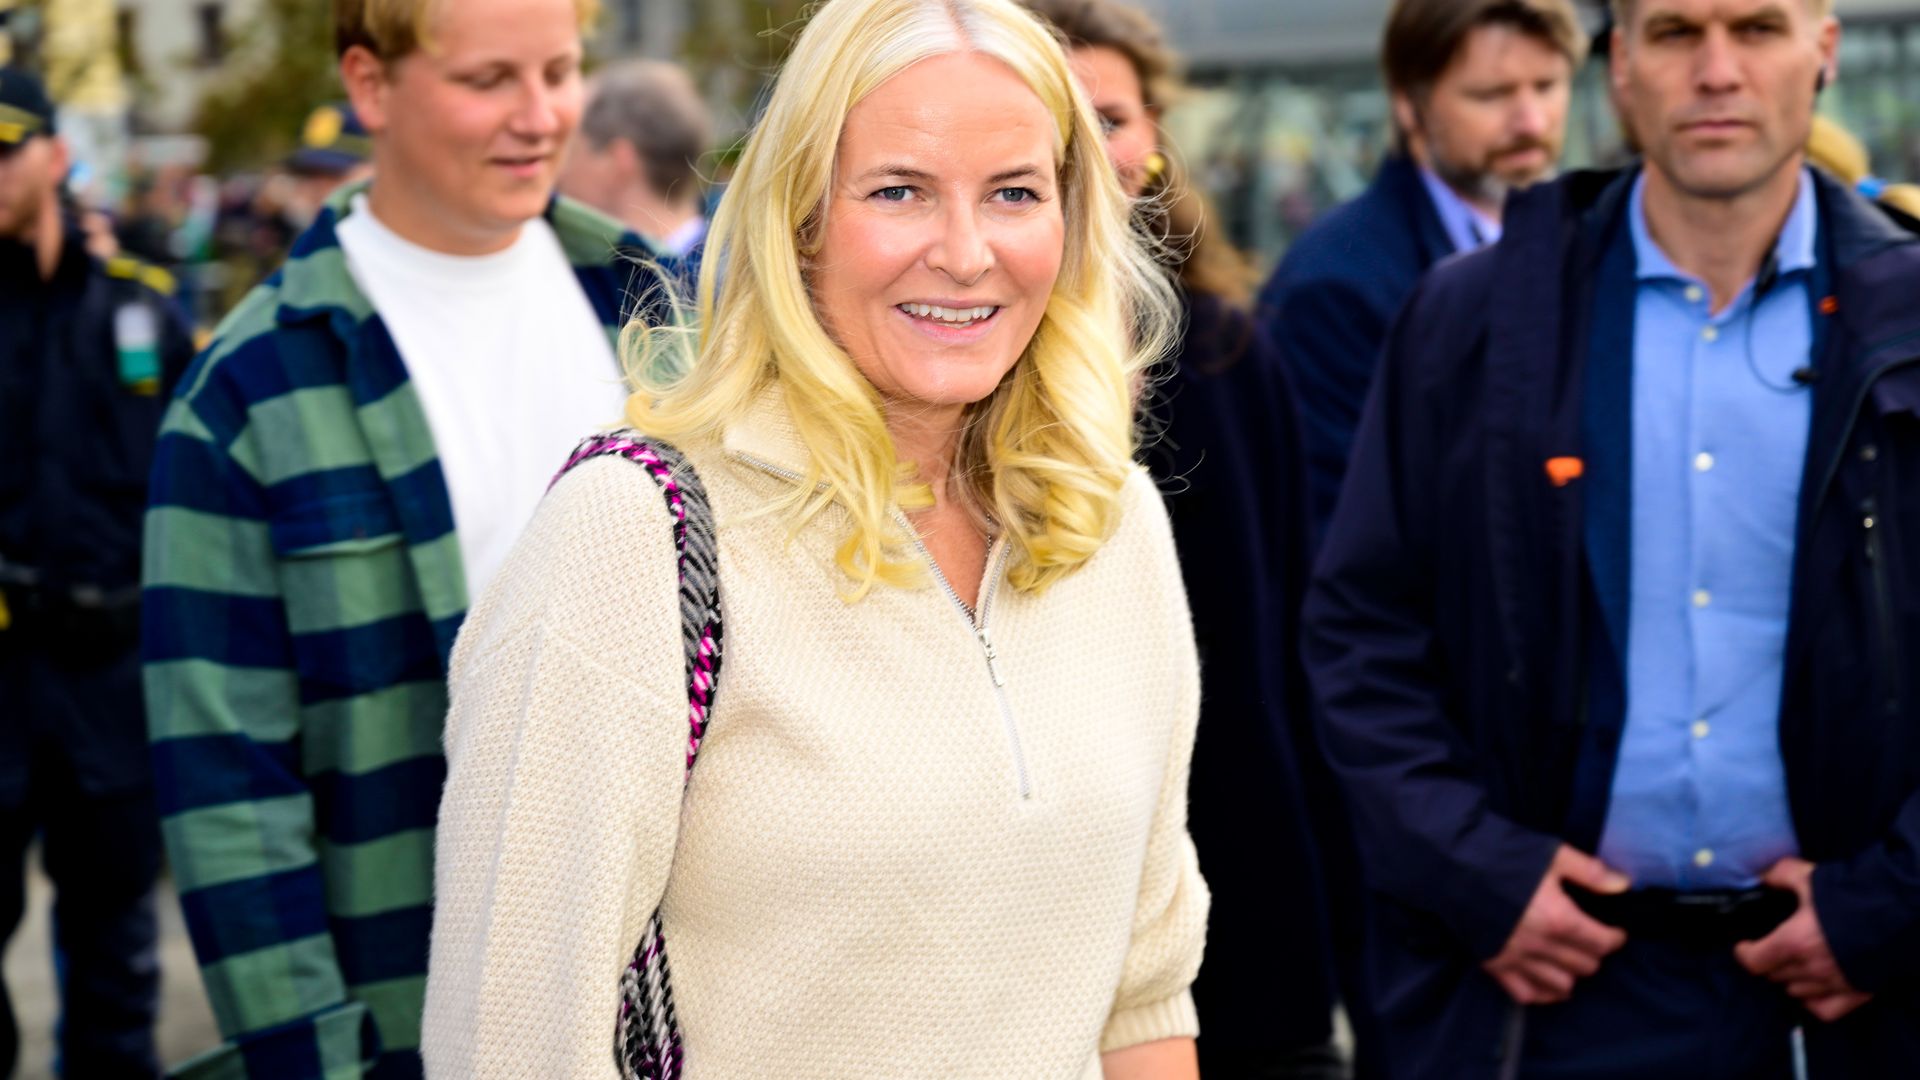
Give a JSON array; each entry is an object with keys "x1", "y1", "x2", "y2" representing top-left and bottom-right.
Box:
[
  {"x1": 1304, "y1": 168, "x2": 1920, "y2": 1078},
  {"x1": 1259, "y1": 154, "x2": 1454, "y2": 544}
]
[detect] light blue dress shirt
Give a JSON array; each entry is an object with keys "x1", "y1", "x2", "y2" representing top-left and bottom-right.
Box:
[
  {"x1": 1417, "y1": 166, "x2": 1502, "y2": 253},
  {"x1": 1596, "y1": 171, "x2": 1817, "y2": 890}
]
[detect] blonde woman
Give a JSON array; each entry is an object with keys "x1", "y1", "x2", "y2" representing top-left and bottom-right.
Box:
[{"x1": 420, "y1": 0, "x2": 1207, "y2": 1076}]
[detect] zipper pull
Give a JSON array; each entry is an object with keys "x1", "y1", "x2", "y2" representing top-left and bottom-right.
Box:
[{"x1": 977, "y1": 627, "x2": 1006, "y2": 687}]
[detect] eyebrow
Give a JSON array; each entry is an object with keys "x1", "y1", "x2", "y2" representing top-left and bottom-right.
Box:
[{"x1": 852, "y1": 163, "x2": 1050, "y2": 186}]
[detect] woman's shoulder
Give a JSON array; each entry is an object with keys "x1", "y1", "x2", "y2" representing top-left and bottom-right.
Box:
[
  {"x1": 454, "y1": 431, "x2": 704, "y2": 669},
  {"x1": 1107, "y1": 465, "x2": 1181, "y2": 569}
]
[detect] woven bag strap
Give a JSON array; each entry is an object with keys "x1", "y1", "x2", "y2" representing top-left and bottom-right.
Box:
[{"x1": 551, "y1": 430, "x2": 724, "y2": 776}]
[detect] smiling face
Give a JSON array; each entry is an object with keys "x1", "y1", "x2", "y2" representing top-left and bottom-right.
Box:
[
  {"x1": 809, "y1": 51, "x2": 1065, "y2": 419},
  {"x1": 344, "y1": 0, "x2": 584, "y2": 254},
  {"x1": 1396, "y1": 23, "x2": 1572, "y2": 211},
  {"x1": 1068, "y1": 45, "x2": 1156, "y2": 199},
  {"x1": 1613, "y1": 0, "x2": 1837, "y2": 200}
]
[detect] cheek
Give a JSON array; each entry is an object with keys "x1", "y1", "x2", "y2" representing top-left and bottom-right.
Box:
[
  {"x1": 815, "y1": 216, "x2": 914, "y2": 328},
  {"x1": 1117, "y1": 124, "x2": 1156, "y2": 167},
  {"x1": 1000, "y1": 216, "x2": 1066, "y2": 297}
]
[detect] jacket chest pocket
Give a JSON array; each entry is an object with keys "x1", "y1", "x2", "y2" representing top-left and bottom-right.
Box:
[{"x1": 269, "y1": 491, "x2": 434, "y2": 698}]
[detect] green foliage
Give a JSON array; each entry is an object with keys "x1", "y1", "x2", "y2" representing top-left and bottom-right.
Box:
[
  {"x1": 681, "y1": 0, "x2": 811, "y2": 114},
  {"x1": 191, "y1": 0, "x2": 339, "y2": 173}
]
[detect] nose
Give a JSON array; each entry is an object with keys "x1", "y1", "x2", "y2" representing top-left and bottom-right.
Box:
[
  {"x1": 510, "y1": 76, "x2": 566, "y2": 140},
  {"x1": 1510, "y1": 91, "x2": 1549, "y2": 141},
  {"x1": 1694, "y1": 26, "x2": 1745, "y2": 94},
  {"x1": 925, "y1": 201, "x2": 993, "y2": 286}
]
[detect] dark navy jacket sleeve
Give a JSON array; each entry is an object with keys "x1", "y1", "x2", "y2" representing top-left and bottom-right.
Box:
[
  {"x1": 1814, "y1": 794, "x2": 1920, "y2": 993},
  {"x1": 1302, "y1": 275, "x2": 1560, "y2": 962},
  {"x1": 1265, "y1": 277, "x2": 1394, "y2": 542}
]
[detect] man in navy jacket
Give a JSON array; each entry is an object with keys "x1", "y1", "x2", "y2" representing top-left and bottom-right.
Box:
[
  {"x1": 1306, "y1": 0, "x2": 1920, "y2": 1075},
  {"x1": 1262, "y1": 0, "x2": 1585, "y2": 543}
]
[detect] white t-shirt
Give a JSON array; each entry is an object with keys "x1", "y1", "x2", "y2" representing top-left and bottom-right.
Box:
[{"x1": 336, "y1": 194, "x2": 627, "y2": 601}]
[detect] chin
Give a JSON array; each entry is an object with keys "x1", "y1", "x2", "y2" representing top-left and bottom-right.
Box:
[
  {"x1": 476, "y1": 190, "x2": 555, "y2": 229},
  {"x1": 1669, "y1": 158, "x2": 1782, "y2": 201}
]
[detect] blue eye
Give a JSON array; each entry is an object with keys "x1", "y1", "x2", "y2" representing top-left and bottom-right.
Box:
[
  {"x1": 997, "y1": 187, "x2": 1040, "y2": 205},
  {"x1": 873, "y1": 186, "x2": 912, "y2": 202}
]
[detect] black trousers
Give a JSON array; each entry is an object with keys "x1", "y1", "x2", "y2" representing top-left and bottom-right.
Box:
[
  {"x1": 0, "y1": 741, "x2": 162, "y2": 1078},
  {"x1": 1517, "y1": 936, "x2": 1802, "y2": 1079}
]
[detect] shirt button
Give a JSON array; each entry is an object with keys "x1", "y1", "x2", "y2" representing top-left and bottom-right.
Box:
[
  {"x1": 1692, "y1": 720, "x2": 1711, "y2": 739},
  {"x1": 1693, "y1": 589, "x2": 1712, "y2": 608},
  {"x1": 1702, "y1": 325, "x2": 1721, "y2": 343},
  {"x1": 1861, "y1": 445, "x2": 1880, "y2": 463},
  {"x1": 1694, "y1": 848, "x2": 1715, "y2": 868},
  {"x1": 1685, "y1": 285, "x2": 1704, "y2": 303},
  {"x1": 1694, "y1": 452, "x2": 1715, "y2": 472}
]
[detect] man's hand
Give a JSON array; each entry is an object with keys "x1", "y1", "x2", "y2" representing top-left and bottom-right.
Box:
[
  {"x1": 1734, "y1": 858, "x2": 1872, "y2": 1022},
  {"x1": 1482, "y1": 845, "x2": 1630, "y2": 1005}
]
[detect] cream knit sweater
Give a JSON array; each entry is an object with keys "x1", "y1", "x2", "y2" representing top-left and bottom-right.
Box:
[{"x1": 422, "y1": 392, "x2": 1208, "y2": 1078}]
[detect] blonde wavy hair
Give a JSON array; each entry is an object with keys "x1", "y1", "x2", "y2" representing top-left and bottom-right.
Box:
[{"x1": 624, "y1": 0, "x2": 1178, "y2": 599}]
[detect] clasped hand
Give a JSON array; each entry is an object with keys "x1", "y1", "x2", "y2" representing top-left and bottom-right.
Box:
[{"x1": 1484, "y1": 850, "x2": 1870, "y2": 1021}]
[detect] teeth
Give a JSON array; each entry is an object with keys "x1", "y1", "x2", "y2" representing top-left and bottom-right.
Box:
[{"x1": 899, "y1": 304, "x2": 998, "y2": 324}]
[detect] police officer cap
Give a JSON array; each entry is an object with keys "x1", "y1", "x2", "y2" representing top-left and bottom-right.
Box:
[
  {"x1": 288, "y1": 102, "x2": 371, "y2": 176},
  {"x1": 0, "y1": 67, "x2": 57, "y2": 150}
]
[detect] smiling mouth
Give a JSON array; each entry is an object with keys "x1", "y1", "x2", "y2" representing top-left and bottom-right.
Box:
[{"x1": 896, "y1": 303, "x2": 1001, "y2": 328}]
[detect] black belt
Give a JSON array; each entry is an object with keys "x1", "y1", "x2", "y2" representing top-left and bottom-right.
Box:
[
  {"x1": 0, "y1": 577, "x2": 141, "y2": 653},
  {"x1": 1566, "y1": 884, "x2": 1798, "y2": 946}
]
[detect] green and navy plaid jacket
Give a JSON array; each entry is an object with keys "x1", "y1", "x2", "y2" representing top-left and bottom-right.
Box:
[{"x1": 143, "y1": 185, "x2": 660, "y2": 1079}]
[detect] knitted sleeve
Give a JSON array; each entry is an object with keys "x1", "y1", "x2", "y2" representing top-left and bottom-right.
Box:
[
  {"x1": 423, "y1": 456, "x2": 691, "y2": 1077},
  {"x1": 1100, "y1": 472, "x2": 1210, "y2": 1054}
]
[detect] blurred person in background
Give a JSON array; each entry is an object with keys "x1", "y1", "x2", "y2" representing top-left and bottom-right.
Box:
[
  {"x1": 1020, "y1": 1, "x2": 1340, "y2": 1076},
  {"x1": 1805, "y1": 113, "x2": 1920, "y2": 226},
  {"x1": 1308, "y1": 0, "x2": 1920, "y2": 1073},
  {"x1": 210, "y1": 104, "x2": 377, "y2": 318},
  {"x1": 140, "y1": 0, "x2": 663, "y2": 1074},
  {"x1": 284, "y1": 101, "x2": 376, "y2": 232},
  {"x1": 560, "y1": 60, "x2": 711, "y2": 257},
  {"x1": 0, "y1": 65, "x2": 194, "y2": 1079},
  {"x1": 1261, "y1": 0, "x2": 1586, "y2": 545}
]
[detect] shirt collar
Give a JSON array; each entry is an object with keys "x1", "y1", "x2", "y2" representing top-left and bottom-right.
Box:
[
  {"x1": 1417, "y1": 165, "x2": 1502, "y2": 253},
  {"x1": 1629, "y1": 167, "x2": 1818, "y2": 285}
]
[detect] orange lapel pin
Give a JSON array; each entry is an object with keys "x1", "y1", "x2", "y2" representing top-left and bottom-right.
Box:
[{"x1": 1546, "y1": 457, "x2": 1585, "y2": 487}]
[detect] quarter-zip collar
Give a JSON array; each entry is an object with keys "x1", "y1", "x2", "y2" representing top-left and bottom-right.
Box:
[
  {"x1": 721, "y1": 385, "x2": 1031, "y2": 798},
  {"x1": 721, "y1": 383, "x2": 818, "y2": 482}
]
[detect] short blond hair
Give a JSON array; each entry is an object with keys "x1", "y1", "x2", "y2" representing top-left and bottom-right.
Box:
[{"x1": 334, "y1": 0, "x2": 602, "y2": 59}]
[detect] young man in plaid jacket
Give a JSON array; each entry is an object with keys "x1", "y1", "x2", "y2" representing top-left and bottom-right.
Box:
[{"x1": 141, "y1": 0, "x2": 665, "y2": 1075}]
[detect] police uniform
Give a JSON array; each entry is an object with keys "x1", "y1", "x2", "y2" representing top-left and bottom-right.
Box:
[{"x1": 0, "y1": 67, "x2": 195, "y2": 1078}]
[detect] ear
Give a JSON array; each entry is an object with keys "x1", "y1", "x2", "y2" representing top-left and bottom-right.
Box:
[
  {"x1": 1816, "y1": 17, "x2": 1840, "y2": 90},
  {"x1": 339, "y1": 45, "x2": 392, "y2": 133},
  {"x1": 610, "y1": 138, "x2": 644, "y2": 186},
  {"x1": 1390, "y1": 90, "x2": 1416, "y2": 143},
  {"x1": 46, "y1": 135, "x2": 72, "y2": 181},
  {"x1": 1609, "y1": 26, "x2": 1629, "y2": 98}
]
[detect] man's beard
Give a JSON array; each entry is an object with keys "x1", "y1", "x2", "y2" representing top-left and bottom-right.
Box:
[{"x1": 1429, "y1": 136, "x2": 1558, "y2": 207}]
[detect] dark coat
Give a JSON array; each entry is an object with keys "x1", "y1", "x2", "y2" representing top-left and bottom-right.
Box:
[
  {"x1": 0, "y1": 225, "x2": 194, "y2": 801},
  {"x1": 1145, "y1": 290, "x2": 1339, "y2": 1054},
  {"x1": 1303, "y1": 167, "x2": 1920, "y2": 1078},
  {"x1": 1259, "y1": 154, "x2": 1455, "y2": 544}
]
